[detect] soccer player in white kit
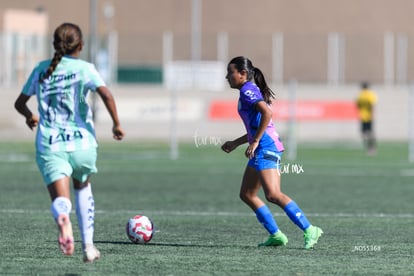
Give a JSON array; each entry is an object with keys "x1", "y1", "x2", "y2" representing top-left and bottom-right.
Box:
[{"x1": 14, "y1": 22, "x2": 125, "y2": 263}]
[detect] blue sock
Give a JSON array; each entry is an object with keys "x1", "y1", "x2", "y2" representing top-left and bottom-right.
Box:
[
  {"x1": 284, "y1": 201, "x2": 311, "y2": 231},
  {"x1": 255, "y1": 205, "x2": 279, "y2": 235}
]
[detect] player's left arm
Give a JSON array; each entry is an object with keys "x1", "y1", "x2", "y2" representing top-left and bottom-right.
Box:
[
  {"x1": 245, "y1": 101, "x2": 272, "y2": 159},
  {"x1": 96, "y1": 86, "x2": 125, "y2": 140},
  {"x1": 369, "y1": 92, "x2": 377, "y2": 119}
]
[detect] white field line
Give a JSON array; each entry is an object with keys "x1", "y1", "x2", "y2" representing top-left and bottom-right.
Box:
[{"x1": 0, "y1": 209, "x2": 412, "y2": 218}]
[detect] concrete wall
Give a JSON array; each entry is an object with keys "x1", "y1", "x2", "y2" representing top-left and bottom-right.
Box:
[{"x1": 2, "y1": 1, "x2": 414, "y2": 83}]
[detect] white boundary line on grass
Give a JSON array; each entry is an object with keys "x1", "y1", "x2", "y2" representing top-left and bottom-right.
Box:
[{"x1": 0, "y1": 209, "x2": 413, "y2": 218}]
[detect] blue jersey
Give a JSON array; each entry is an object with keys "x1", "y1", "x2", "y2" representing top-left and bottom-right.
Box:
[
  {"x1": 238, "y1": 81, "x2": 284, "y2": 152},
  {"x1": 21, "y1": 56, "x2": 105, "y2": 153}
]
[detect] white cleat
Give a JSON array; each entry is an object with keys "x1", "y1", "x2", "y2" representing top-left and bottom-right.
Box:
[{"x1": 83, "y1": 244, "x2": 101, "y2": 263}]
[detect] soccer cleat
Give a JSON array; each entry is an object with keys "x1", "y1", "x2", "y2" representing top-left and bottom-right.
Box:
[
  {"x1": 57, "y1": 214, "x2": 74, "y2": 256},
  {"x1": 83, "y1": 244, "x2": 101, "y2": 263},
  {"x1": 304, "y1": 225, "x2": 323, "y2": 249},
  {"x1": 258, "y1": 231, "x2": 288, "y2": 247}
]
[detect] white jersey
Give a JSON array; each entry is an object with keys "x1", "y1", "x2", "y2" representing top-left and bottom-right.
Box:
[{"x1": 22, "y1": 56, "x2": 105, "y2": 153}]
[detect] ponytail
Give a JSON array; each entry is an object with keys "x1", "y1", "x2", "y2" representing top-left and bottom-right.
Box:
[
  {"x1": 42, "y1": 51, "x2": 63, "y2": 82},
  {"x1": 253, "y1": 67, "x2": 275, "y2": 104}
]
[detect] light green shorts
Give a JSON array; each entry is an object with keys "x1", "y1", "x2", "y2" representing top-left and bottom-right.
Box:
[{"x1": 36, "y1": 148, "x2": 98, "y2": 185}]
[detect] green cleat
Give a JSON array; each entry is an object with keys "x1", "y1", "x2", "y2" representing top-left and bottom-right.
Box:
[
  {"x1": 304, "y1": 225, "x2": 323, "y2": 249},
  {"x1": 258, "y1": 231, "x2": 288, "y2": 247}
]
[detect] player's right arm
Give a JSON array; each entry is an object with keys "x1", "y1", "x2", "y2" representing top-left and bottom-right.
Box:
[
  {"x1": 14, "y1": 93, "x2": 39, "y2": 130},
  {"x1": 221, "y1": 134, "x2": 248, "y2": 153}
]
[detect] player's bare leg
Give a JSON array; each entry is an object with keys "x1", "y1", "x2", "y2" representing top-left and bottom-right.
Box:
[
  {"x1": 48, "y1": 177, "x2": 74, "y2": 256},
  {"x1": 240, "y1": 166, "x2": 288, "y2": 246}
]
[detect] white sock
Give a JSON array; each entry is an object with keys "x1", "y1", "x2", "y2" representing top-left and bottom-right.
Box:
[
  {"x1": 75, "y1": 184, "x2": 95, "y2": 245},
  {"x1": 51, "y1": 197, "x2": 72, "y2": 220}
]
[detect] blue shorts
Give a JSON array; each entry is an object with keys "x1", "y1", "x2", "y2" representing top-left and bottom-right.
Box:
[
  {"x1": 247, "y1": 149, "x2": 282, "y2": 171},
  {"x1": 36, "y1": 148, "x2": 98, "y2": 185}
]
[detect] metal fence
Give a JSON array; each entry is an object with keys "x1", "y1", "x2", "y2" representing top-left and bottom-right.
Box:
[
  {"x1": 1, "y1": 31, "x2": 412, "y2": 86},
  {"x1": 0, "y1": 32, "x2": 47, "y2": 86}
]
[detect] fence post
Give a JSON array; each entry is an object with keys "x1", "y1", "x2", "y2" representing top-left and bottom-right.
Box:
[
  {"x1": 396, "y1": 34, "x2": 408, "y2": 84},
  {"x1": 287, "y1": 79, "x2": 297, "y2": 161},
  {"x1": 409, "y1": 83, "x2": 414, "y2": 162},
  {"x1": 327, "y1": 32, "x2": 345, "y2": 85},
  {"x1": 272, "y1": 33, "x2": 284, "y2": 86},
  {"x1": 217, "y1": 31, "x2": 228, "y2": 65},
  {"x1": 384, "y1": 32, "x2": 395, "y2": 86}
]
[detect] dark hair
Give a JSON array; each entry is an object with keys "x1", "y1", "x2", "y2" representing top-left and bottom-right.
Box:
[
  {"x1": 228, "y1": 56, "x2": 276, "y2": 104},
  {"x1": 42, "y1": 23, "x2": 83, "y2": 81},
  {"x1": 361, "y1": 81, "x2": 370, "y2": 89}
]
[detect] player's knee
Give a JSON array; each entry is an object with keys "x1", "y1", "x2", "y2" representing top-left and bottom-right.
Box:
[
  {"x1": 73, "y1": 180, "x2": 89, "y2": 190},
  {"x1": 239, "y1": 191, "x2": 248, "y2": 203},
  {"x1": 239, "y1": 190, "x2": 254, "y2": 204},
  {"x1": 265, "y1": 192, "x2": 284, "y2": 206}
]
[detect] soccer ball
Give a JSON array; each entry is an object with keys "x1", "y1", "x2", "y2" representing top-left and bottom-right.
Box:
[{"x1": 126, "y1": 215, "x2": 154, "y2": 244}]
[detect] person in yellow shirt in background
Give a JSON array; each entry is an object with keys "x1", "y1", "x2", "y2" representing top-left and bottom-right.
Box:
[{"x1": 356, "y1": 82, "x2": 377, "y2": 155}]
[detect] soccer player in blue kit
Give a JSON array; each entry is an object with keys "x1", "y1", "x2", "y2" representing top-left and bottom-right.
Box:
[
  {"x1": 221, "y1": 56, "x2": 322, "y2": 249},
  {"x1": 14, "y1": 23, "x2": 125, "y2": 262}
]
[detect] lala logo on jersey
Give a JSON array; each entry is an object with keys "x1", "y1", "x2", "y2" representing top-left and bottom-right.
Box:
[{"x1": 48, "y1": 128, "x2": 84, "y2": 145}]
